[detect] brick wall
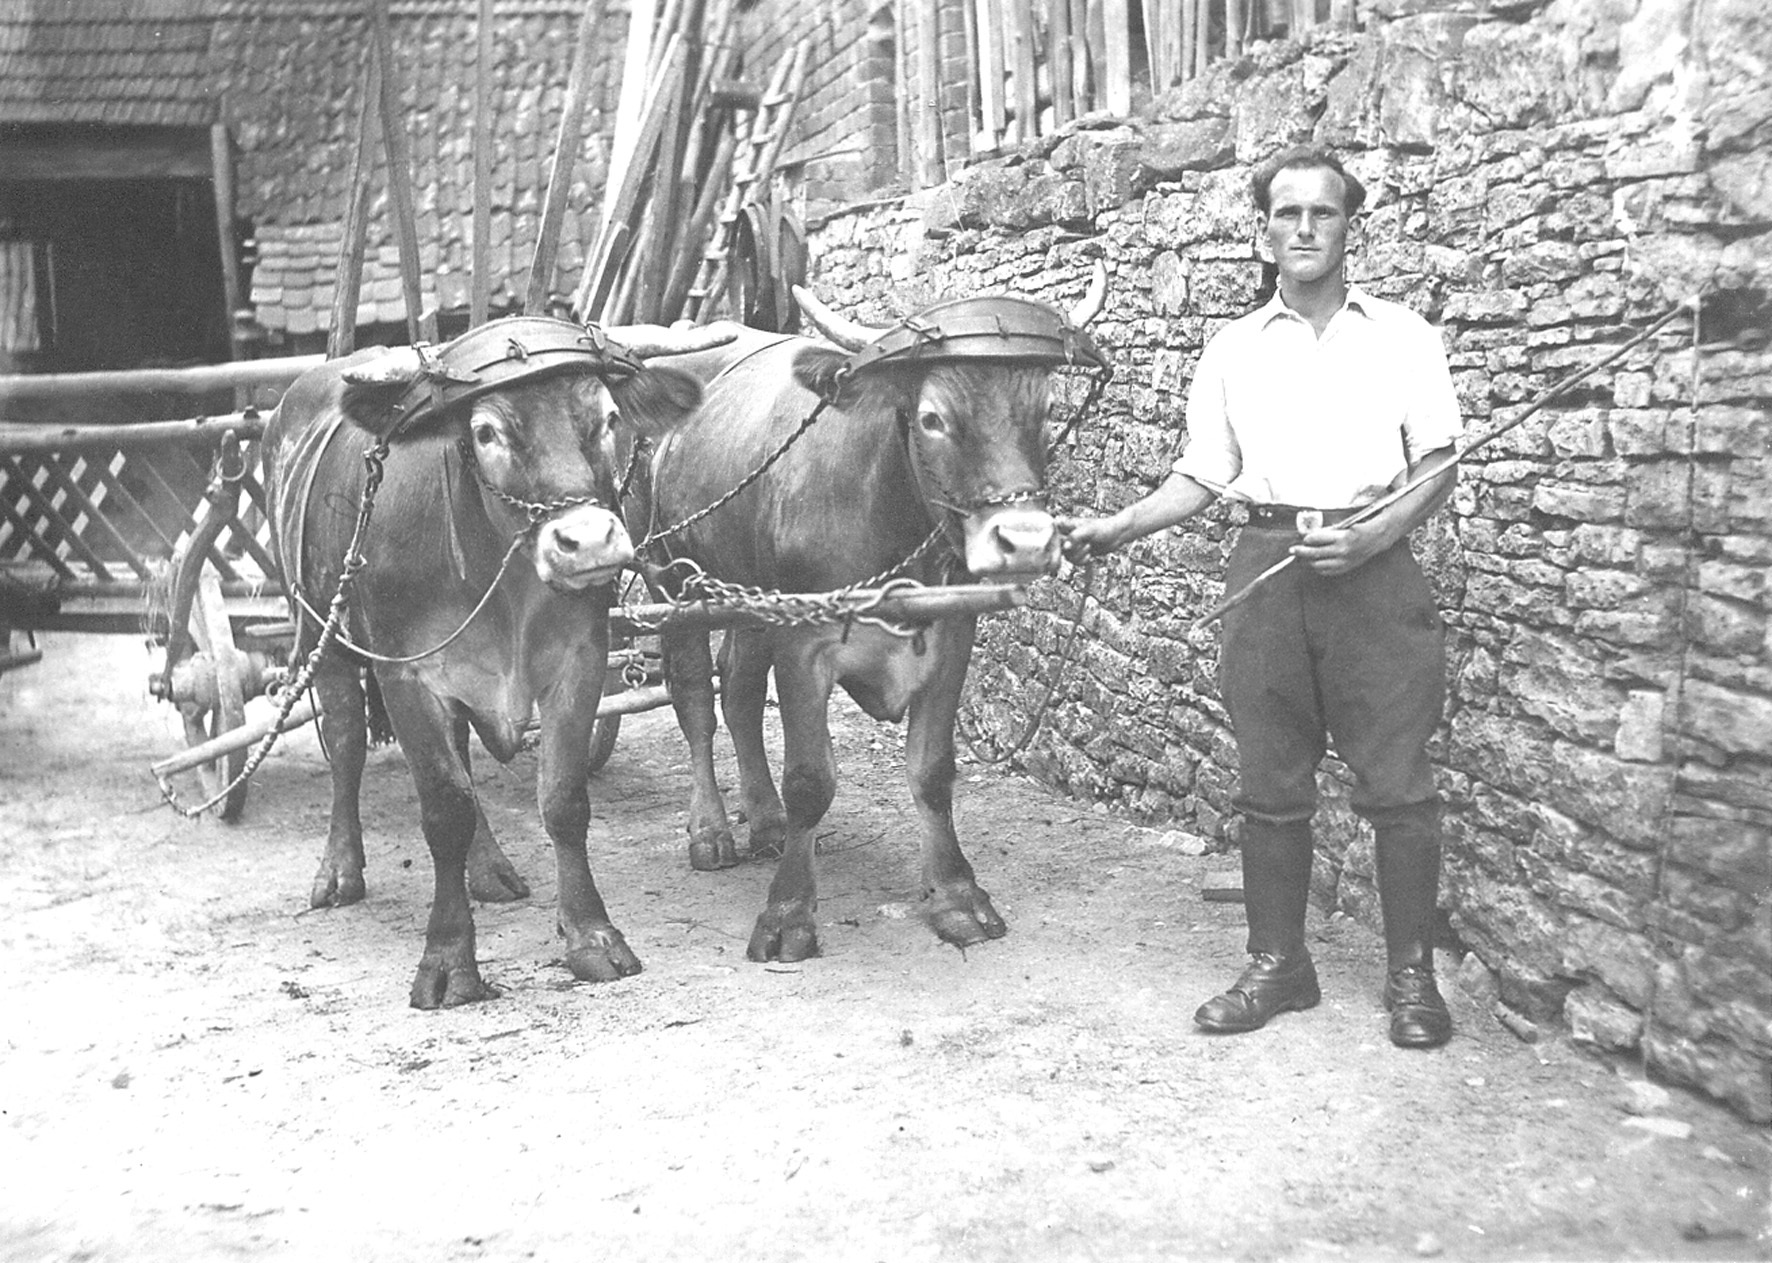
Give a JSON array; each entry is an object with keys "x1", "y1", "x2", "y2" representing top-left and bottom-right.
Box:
[{"x1": 784, "y1": 3, "x2": 1772, "y2": 1122}]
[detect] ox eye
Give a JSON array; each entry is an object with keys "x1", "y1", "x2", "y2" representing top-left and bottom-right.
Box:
[
  {"x1": 917, "y1": 410, "x2": 947, "y2": 436},
  {"x1": 472, "y1": 421, "x2": 500, "y2": 447}
]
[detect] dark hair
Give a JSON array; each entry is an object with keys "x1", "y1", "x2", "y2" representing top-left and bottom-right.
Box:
[{"x1": 1251, "y1": 146, "x2": 1367, "y2": 217}]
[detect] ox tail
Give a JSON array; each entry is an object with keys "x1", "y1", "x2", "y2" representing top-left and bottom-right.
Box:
[{"x1": 364, "y1": 669, "x2": 396, "y2": 748}]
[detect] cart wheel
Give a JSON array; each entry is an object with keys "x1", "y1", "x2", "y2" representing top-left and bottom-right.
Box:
[
  {"x1": 587, "y1": 709, "x2": 621, "y2": 774},
  {"x1": 179, "y1": 569, "x2": 250, "y2": 821}
]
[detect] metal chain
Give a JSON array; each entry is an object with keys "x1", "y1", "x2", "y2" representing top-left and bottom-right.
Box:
[{"x1": 159, "y1": 439, "x2": 392, "y2": 817}]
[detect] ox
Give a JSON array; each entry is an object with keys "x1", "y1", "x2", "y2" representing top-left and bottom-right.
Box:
[
  {"x1": 631, "y1": 268, "x2": 1109, "y2": 962},
  {"x1": 263, "y1": 317, "x2": 713, "y2": 1007}
]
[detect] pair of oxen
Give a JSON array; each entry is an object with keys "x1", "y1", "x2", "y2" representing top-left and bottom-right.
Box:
[{"x1": 263, "y1": 267, "x2": 1110, "y2": 1008}]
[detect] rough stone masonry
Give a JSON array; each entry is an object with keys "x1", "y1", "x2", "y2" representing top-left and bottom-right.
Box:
[{"x1": 795, "y1": 0, "x2": 1770, "y2": 1120}]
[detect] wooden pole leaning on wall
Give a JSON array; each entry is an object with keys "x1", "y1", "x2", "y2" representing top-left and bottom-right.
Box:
[
  {"x1": 525, "y1": 0, "x2": 606, "y2": 315},
  {"x1": 470, "y1": 0, "x2": 494, "y2": 327},
  {"x1": 368, "y1": 0, "x2": 436, "y2": 345},
  {"x1": 207, "y1": 124, "x2": 245, "y2": 374},
  {"x1": 1048, "y1": 0, "x2": 1074, "y2": 128},
  {"x1": 327, "y1": 42, "x2": 380, "y2": 359},
  {"x1": 915, "y1": 0, "x2": 945, "y2": 186}
]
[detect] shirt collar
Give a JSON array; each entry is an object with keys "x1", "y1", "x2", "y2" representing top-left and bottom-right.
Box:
[{"x1": 1258, "y1": 284, "x2": 1377, "y2": 328}]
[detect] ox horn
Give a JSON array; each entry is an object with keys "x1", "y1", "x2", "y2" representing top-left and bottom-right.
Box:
[
  {"x1": 602, "y1": 322, "x2": 739, "y2": 359},
  {"x1": 791, "y1": 285, "x2": 884, "y2": 352},
  {"x1": 1068, "y1": 259, "x2": 1109, "y2": 327}
]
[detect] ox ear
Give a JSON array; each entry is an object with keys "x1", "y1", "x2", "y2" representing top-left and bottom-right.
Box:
[
  {"x1": 789, "y1": 345, "x2": 871, "y2": 409},
  {"x1": 607, "y1": 364, "x2": 704, "y2": 433},
  {"x1": 338, "y1": 346, "x2": 426, "y2": 438}
]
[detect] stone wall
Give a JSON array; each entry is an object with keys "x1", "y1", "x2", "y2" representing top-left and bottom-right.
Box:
[{"x1": 789, "y1": 0, "x2": 1771, "y2": 1121}]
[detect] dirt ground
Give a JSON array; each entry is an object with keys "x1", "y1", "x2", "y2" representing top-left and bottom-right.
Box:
[{"x1": 1, "y1": 632, "x2": 1767, "y2": 1263}]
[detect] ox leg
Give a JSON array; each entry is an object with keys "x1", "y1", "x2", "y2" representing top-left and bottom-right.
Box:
[
  {"x1": 747, "y1": 647, "x2": 837, "y2": 962},
  {"x1": 537, "y1": 665, "x2": 642, "y2": 985},
  {"x1": 378, "y1": 676, "x2": 490, "y2": 1009},
  {"x1": 908, "y1": 618, "x2": 1006, "y2": 947},
  {"x1": 720, "y1": 629, "x2": 788, "y2": 859},
  {"x1": 309, "y1": 662, "x2": 368, "y2": 909},
  {"x1": 454, "y1": 717, "x2": 532, "y2": 903},
  {"x1": 662, "y1": 629, "x2": 740, "y2": 870}
]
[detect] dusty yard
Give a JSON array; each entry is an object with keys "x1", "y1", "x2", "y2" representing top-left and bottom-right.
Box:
[{"x1": 1, "y1": 632, "x2": 1766, "y2": 1263}]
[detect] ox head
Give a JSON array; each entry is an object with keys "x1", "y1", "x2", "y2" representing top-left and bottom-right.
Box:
[
  {"x1": 790, "y1": 263, "x2": 1109, "y2": 582},
  {"x1": 339, "y1": 318, "x2": 721, "y2": 591}
]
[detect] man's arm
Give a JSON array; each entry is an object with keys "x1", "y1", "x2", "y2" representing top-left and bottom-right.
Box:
[
  {"x1": 1291, "y1": 444, "x2": 1457, "y2": 576},
  {"x1": 1057, "y1": 471, "x2": 1218, "y2": 560}
]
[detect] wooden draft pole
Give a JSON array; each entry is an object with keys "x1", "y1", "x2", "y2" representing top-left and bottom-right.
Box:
[
  {"x1": 368, "y1": 0, "x2": 436, "y2": 344},
  {"x1": 470, "y1": 0, "x2": 494, "y2": 327},
  {"x1": 207, "y1": 124, "x2": 245, "y2": 368},
  {"x1": 327, "y1": 41, "x2": 380, "y2": 359},
  {"x1": 524, "y1": 0, "x2": 606, "y2": 315}
]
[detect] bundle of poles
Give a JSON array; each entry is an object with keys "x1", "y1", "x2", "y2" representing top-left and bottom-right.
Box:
[{"x1": 326, "y1": 0, "x2": 811, "y2": 359}]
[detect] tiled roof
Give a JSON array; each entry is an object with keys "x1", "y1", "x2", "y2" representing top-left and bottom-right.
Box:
[
  {"x1": 214, "y1": 1, "x2": 616, "y2": 334},
  {"x1": 0, "y1": 3, "x2": 218, "y2": 127}
]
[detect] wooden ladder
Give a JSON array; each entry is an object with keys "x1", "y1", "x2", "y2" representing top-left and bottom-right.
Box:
[{"x1": 683, "y1": 39, "x2": 808, "y2": 325}]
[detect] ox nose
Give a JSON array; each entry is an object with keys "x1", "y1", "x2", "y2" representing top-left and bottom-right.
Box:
[
  {"x1": 965, "y1": 507, "x2": 1061, "y2": 579},
  {"x1": 535, "y1": 506, "x2": 635, "y2": 589}
]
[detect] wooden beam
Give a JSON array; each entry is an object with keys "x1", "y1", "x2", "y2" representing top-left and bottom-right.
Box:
[
  {"x1": 525, "y1": 0, "x2": 605, "y2": 314},
  {"x1": 1102, "y1": 0, "x2": 1130, "y2": 115},
  {"x1": 1004, "y1": 0, "x2": 1038, "y2": 140},
  {"x1": 471, "y1": 0, "x2": 495, "y2": 326},
  {"x1": 0, "y1": 359, "x2": 319, "y2": 406},
  {"x1": 915, "y1": 0, "x2": 944, "y2": 186},
  {"x1": 328, "y1": 43, "x2": 379, "y2": 359},
  {"x1": 369, "y1": 0, "x2": 434, "y2": 344},
  {"x1": 1049, "y1": 0, "x2": 1074, "y2": 127},
  {"x1": 207, "y1": 125, "x2": 244, "y2": 367}
]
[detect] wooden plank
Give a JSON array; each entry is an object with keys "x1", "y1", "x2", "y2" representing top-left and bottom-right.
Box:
[
  {"x1": 1102, "y1": 0, "x2": 1130, "y2": 116},
  {"x1": 208, "y1": 124, "x2": 245, "y2": 369},
  {"x1": 369, "y1": 0, "x2": 434, "y2": 345},
  {"x1": 525, "y1": 0, "x2": 606, "y2": 314},
  {"x1": 1003, "y1": 0, "x2": 1038, "y2": 141},
  {"x1": 973, "y1": 0, "x2": 1004, "y2": 146},
  {"x1": 328, "y1": 43, "x2": 379, "y2": 359},
  {"x1": 1069, "y1": 0, "x2": 1091, "y2": 112},
  {"x1": 1049, "y1": 0, "x2": 1074, "y2": 128},
  {"x1": 470, "y1": 0, "x2": 495, "y2": 326},
  {"x1": 915, "y1": 0, "x2": 945, "y2": 187}
]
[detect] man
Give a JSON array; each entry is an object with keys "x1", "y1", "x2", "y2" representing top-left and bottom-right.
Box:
[{"x1": 1059, "y1": 146, "x2": 1462, "y2": 1049}]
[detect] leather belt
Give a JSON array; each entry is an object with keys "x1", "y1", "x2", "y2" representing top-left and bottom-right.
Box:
[{"x1": 1243, "y1": 503, "x2": 1360, "y2": 531}]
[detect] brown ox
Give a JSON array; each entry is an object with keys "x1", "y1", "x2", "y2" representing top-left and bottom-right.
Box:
[
  {"x1": 263, "y1": 317, "x2": 715, "y2": 1007},
  {"x1": 630, "y1": 270, "x2": 1109, "y2": 962}
]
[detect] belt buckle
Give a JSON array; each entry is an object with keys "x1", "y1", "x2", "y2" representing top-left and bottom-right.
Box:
[{"x1": 1295, "y1": 508, "x2": 1324, "y2": 533}]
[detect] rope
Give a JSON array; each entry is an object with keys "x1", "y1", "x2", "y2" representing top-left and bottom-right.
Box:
[{"x1": 957, "y1": 560, "x2": 1097, "y2": 766}]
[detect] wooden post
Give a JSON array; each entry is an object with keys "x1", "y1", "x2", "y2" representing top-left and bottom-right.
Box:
[
  {"x1": 328, "y1": 43, "x2": 379, "y2": 360},
  {"x1": 1101, "y1": 0, "x2": 1130, "y2": 116},
  {"x1": 1226, "y1": 0, "x2": 1243, "y2": 58},
  {"x1": 915, "y1": 0, "x2": 944, "y2": 187},
  {"x1": 369, "y1": 0, "x2": 434, "y2": 344},
  {"x1": 207, "y1": 124, "x2": 244, "y2": 369},
  {"x1": 470, "y1": 0, "x2": 494, "y2": 327},
  {"x1": 525, "y1": 0, "x2": 605, "y2": 314},
  {"x1": 1004, "y1": 0, "x2": 1038, "y2": 140},
  {"x1": 1049, "y1": 0, "x2": 1074, "y2": 127},
  {"x1": 1195, "y1": 0, "x2": 1211, "y2": 76}
]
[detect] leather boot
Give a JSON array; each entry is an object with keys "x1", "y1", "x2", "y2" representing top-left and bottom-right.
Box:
[
  {"x1": 1373, "y1": 801, "x2": 1452, "y2": 1049},
  {"x1": 1195, "y1": 819, "x2": 1320, "y2": 1033}
]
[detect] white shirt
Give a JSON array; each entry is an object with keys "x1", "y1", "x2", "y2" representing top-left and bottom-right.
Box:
[{"x1": 1172, "y1": 286, "x2": 1462, "y2": 509}]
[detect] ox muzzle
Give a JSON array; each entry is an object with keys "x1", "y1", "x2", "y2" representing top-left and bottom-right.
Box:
[
  {"x1": 961, "y1": 503, "x2": 1062, "y2": 581},
  {"x1": 532, "y1": 504, "x2": 636, "y2": 591}
]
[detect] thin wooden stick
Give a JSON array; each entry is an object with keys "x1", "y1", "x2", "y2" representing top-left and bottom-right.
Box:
[
  {"x1": 369, "y1": 0, "x2": 433, "y2": 343},
  {"x1": 525, "y1": 0, "x2": 605, "y2": 314},
  {"x1": 470, "y1": 0, "x2": 494, "y2": 326},
  {"x1": 328, "y1": 43, "x2": 378, "y2": 359}
]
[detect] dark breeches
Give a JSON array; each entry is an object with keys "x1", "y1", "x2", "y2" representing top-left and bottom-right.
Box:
[{"x1": 1221, "y1": 526, "x2": 1445, "y2": 823}]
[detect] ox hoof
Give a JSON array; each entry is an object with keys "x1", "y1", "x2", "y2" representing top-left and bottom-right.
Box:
[
  {"x1": 747, "y1": 906, "x2": 819, "y2": 963},
  {"x1": 410, "y1": 958, "x2": 493, "y2": 1009},
  {"x1": 563, "y1": 928, "x2": 643, "y2": 983},
  {"x1": 923, "y1": 884, "x2": 1008, "y2": 948},
  {"x1": 689, "y1": 832, "x2": 741, "y2": 871},
  {"x1": 468, "y1": 856, "x2": 531, "y2": 903},
  {"x1": 309, "y1": 862, "x2": 366, "y2": 909}
]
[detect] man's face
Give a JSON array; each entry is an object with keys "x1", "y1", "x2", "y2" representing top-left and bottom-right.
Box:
[{"x1": 1261, "y1": 166, "x2": 1350, "y2": 286}]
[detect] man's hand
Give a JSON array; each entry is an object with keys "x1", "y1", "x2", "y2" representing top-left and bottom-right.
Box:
[
  {"x1": 1290, "y1": 520, "x2": 1392, "y2": 575},
  {"x1": 1055, "y1": 514, "x2": 1126, "y2": 563}
]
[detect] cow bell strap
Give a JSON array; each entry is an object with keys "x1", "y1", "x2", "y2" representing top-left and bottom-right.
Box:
[
  {"x1": 370, "y1": 315, "x2": 645, "y2": 436},
  {"x1": 842, "y1": 296, "x2": 1108, "y2": 377}
]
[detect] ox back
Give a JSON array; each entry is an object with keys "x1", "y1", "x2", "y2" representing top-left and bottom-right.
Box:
[
  {"x1": 263, "y1": 342, "x2": 699, "y2": 1008},
  {"x1": 631, "y1": 321, "x2": 1066, "y2": 962}
]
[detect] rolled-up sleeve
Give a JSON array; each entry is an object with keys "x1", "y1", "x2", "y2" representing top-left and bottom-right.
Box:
[
  {"x1": 1171, "y1": 335, "x2": 1241, "y2": 489},
  {"x1": 1402, "y1": 320, "x2": 1462, "y2": 463}
]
